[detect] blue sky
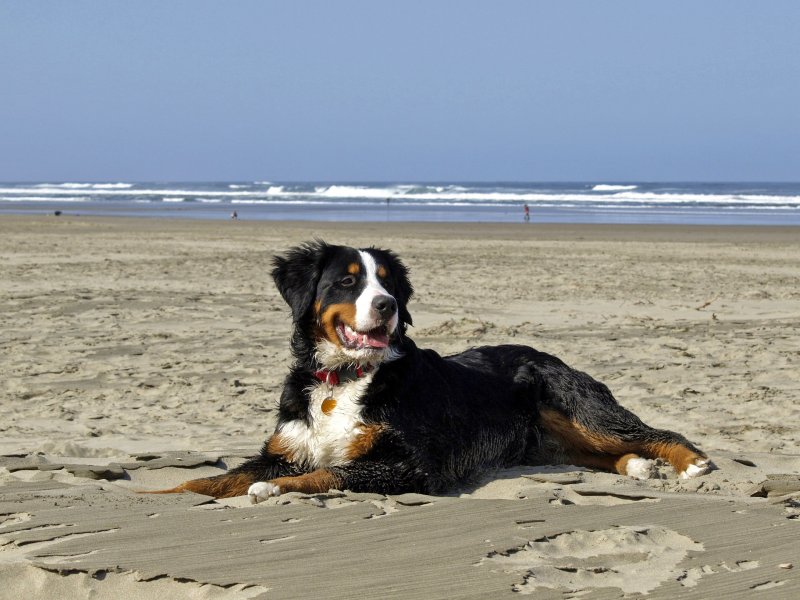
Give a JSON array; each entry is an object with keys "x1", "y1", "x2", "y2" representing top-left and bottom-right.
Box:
[{"x1": 1, "y1": 1, "x2": 798, "y2": 182}]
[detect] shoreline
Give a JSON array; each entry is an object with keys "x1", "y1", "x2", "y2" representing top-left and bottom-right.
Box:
[
  {"x1": 3, "y1": 213, "x2": 800, "y2": 243},
  {"x1": 2, "y1": 181, "x2": 800, "y2": 228}
]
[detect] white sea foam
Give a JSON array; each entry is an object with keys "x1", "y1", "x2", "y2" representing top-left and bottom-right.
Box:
[
  {"x1": 31, "y1": 182, "x2": 132, "y2": 189},
  {"x1": 33, "y1": 183, "x2": 92, "y2": 189},
  {"x1": 91, "y1": 183, "x2": 133, "y2": 189},
  {"x1": 610, "y1": 191, "x2": 786, "y2": 204},
  {"x1": 231, "y1": 199, "x2": 342, "y2": 205},
  {"x1": 1, "y1": 184, "x2": 799, "y2": 208},
  {"x1": 592, "y1": 184, "x2": 638, "y2": 191},
  {"x1": 0, "y1": 195, "x2": 91, "y2": 202},
  {"x1": 229, "y1": 184, "x2": 250, "y2": 189},
  {"x1": 0, "y1": 186, "x2": 236, "y2": 197},
  {"x1": 321, "y1": 185, "x2": 395, "y2": 199}
]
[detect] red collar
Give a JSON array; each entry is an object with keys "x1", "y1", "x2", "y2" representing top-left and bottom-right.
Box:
[{"x1": 313, "y1": 364, "x2": 373, "y2": 386}]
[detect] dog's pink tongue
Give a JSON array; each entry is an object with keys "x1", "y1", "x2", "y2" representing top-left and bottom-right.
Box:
[{"x1": 361, "y1": 330, "x2": 389, "y2": 348}]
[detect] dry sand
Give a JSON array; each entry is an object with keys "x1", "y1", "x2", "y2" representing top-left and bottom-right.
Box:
[{"x1": 1, "y1": 215, "x2": 799, "y2": 598}]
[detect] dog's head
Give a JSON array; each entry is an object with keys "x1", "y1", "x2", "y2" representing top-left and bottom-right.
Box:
[{"x1": 271, "y1": 241, "x2": 413, "y2": 367}]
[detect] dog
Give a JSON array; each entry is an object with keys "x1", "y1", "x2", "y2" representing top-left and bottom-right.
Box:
[{"x1": 156, "y1": 241, "x2": 710, "y2": 503}]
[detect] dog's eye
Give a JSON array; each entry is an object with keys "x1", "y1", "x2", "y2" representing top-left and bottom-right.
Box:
[{"x1": 339, "y1": 275, "x2": 357, "y2": 287}]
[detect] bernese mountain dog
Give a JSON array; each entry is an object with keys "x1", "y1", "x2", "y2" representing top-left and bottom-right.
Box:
[{"x1": 156, "y1": 241, "x2": 711, "y2": 503}]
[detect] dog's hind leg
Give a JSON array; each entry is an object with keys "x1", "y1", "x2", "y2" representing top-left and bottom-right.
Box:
[
  {"x1": 538, "y1": 407, "x2": 711, "y2": 479},
  {"x1": 530, "y1": 362, "x2": 711, "y2": 478},
  {"x1": 640, "y1": 435, "x2": 712, "y2": 479}
]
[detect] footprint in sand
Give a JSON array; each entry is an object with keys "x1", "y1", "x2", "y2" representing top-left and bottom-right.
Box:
[{"x1": 481, "y1": 525, "x2": 703, "y2": 595}]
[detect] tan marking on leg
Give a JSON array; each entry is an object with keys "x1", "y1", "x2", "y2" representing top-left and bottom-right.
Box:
[
  {"x1": 560, "y1": 451, "x2": 617, "y2": 473},
  {"x1": 568, "y1": 452, "x2": 644, "y2": 475},
  {"x1": 540, "y1": 408, "x2": 706, "y2": 474},
  {"x1": 345, "y1": 423, "x2": 384, "y2": 460},
  {"x1": 270, "y1": 469, "x2": 341, "y2": 494},
  {"x1": 613, "y1": 453, "x2": 643, "y2": 475},
  {"x1": 318, "y1": 302, "x2": 357, "y2": 346},
  {"x1": 321, "y1": 397, "x2": 337, "y2": 415},
  {"x1": 348, "y1": 262, "x2": 360, "y2": 275},
  {"x1": 143, "y1": 473, "x2": 255, "y2": 498},
  {"x1": 267, "y1": 433, "x2": 296, "y2": 463},
  {"x1": 643, "y1": 441, "x2": 706, "y2": 474},
  {"x1": 539, "y1": 409, "x2": 635, "y2": 455}
]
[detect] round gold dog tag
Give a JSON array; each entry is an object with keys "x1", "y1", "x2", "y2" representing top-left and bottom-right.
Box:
[{"x1": 321, "y1": 397, "x2": 337, "y2": 415}]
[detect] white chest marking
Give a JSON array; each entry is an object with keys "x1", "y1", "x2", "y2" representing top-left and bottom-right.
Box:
[{"x1": 278, "y1": 373, "x2": 373, "y2": 469}]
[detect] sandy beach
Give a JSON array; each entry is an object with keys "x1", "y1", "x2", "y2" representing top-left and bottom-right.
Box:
[{"x1": 1, "y1": 215, "x2": 799, "y2": 598}]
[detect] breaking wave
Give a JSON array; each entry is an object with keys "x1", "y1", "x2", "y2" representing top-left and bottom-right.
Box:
[
  {"x1": 2, "y1": 183, "x2": 799, "y2": 217},
  {"x1": 592, "y1": 184, "x2": 638, "y2": 191}
]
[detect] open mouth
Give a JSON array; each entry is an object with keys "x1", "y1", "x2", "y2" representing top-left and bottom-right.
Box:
[{"x1": 336, "y1": 322, "x2": 390, "y2": 350}]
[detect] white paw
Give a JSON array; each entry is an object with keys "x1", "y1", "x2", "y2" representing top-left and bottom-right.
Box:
[
  {"x1": 626, "y1": 457, "x2": 657, "y2": 480},
  {"x1": 248, "y1": 481, "x2": 281, "y2": 504},
  {"x1": 680, "y1": 458, "x2": 711, "y2": 480}
]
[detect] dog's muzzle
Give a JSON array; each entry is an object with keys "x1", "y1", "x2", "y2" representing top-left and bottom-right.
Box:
[{"x1": 371, "y1": 294, "x2": 397, "y2": 322}]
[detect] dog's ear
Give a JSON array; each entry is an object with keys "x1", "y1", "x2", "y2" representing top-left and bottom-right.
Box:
[
  {"x1": 371, "y1": 248, "x2": 414, "y2": 328},
  {"x1": 271, "y1": 241, "x2": 331, "y2": 323}
]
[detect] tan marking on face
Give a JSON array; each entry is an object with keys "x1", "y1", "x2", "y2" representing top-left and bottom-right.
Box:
[
  {"x1": 270, "y1": 469, "x2": 341, "y2": 494},
  {"x1": 321, "y1": 397, "x2": 337, "y2": 415},
  {"x1": 348, "y1": 262, "x2": 361, "y2": 275},
  {"x1": 376, "y1": 265, "x2": 387, "y2": 279},
  {"x1": 345, "y1": 423, "x2": 384, "y2": 460},
  {"x1": 143, "y1": 473, "x2": 256, "y2": 498},
  {"x1": 314, "y1": 300, "x2": 322, "y2": 316},
  {"x1": 317, "y1": 302, "x2": 357, "y2": 346}
]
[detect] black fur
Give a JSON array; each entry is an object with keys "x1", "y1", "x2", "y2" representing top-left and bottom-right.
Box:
[
  {"x1": 270, "y1": 240, "x2": 336, "y2": 359},
  {"x1": 191, "y1": 242, "x2": 708, "y2": 497}
]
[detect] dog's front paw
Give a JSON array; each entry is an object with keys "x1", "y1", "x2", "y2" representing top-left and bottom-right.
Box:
[
  {"x1": 626, "y1": 457, "x2": 657, "y2": 480},
  {"x1": 248, "y1": 481, "x2": 281, "y2": 504},
  {"x1": 680, "y1": 457, "x2": 712, "y2": 479}
]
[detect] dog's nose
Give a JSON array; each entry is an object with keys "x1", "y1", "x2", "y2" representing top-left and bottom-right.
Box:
[{"x1": 372, "y1": 295, "x2": 397, "y2": 318}]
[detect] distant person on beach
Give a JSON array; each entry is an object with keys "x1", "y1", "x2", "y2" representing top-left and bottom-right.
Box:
[
  {"x1": 230, "y1": 210, "x2": 238, "y2": 220},
  {"x1": 523, "y1": 203, "x2": 530, "y2": 222}
]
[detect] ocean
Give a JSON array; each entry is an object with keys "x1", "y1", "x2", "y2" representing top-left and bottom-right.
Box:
[{"x1": 1, "y1": 181, "x2": 799, "y2": 226}]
